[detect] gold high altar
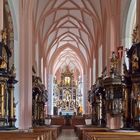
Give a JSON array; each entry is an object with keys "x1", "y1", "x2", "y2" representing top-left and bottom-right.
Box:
[{"x1": 53, "y1": 66, "x2": 82, "y2": 116}]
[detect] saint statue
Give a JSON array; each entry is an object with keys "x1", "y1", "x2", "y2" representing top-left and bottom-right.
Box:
[
  {"x1": 1, "y1": 29, "x2": 7, "y2": 45},
  {"x1": 0, "y1": 29, "x2": 12, "y2": 71},
  {"x1": 9, "y1": 64, "x2": 16, "y2": 75},
  {"x1": 110, "y1": 52, "x2": 118, "y2": 74},
  {"x1": 131, "y1": 52, "x2": 139, "y2": 72},
  {"x1": 0, "y1": 55, "x2": 7, "y2": 69}
]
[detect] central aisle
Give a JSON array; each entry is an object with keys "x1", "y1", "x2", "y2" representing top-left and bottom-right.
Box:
[{"x1": 57, "y1": 129, "x2": 78, "y2": 140}]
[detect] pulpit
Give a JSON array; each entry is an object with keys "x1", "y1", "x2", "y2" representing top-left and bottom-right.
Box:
[{"x1": 103, "y1": 52, "x2": 125, "y2": 129}]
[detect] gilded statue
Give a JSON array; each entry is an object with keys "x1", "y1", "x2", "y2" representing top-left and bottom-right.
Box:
[
  {"x1": 110, "y1": 52, "x2": 118, "y2": 74},
  {"x1": 0, "y1": 55, "x2": 7, "y2": 69},
  {"x1": 132, "y1": 26, "x2": 139, "y2": 44},
  {"x1": 9, "y1": 64, "x2": 16, "y2": 75},
  {"x1": 132, "y1": 52, "x2": 139, "y2": 72},
  {"x1": 1, "y1": 29, "x2": 7, "y2": 45}
]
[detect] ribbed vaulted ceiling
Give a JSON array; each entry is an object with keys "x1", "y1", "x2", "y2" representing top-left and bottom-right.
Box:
[{"x1": 33, "y1": 0, "x2": 131, "y2": 75}]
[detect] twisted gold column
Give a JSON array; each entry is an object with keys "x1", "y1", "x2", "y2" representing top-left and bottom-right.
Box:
[
  {"x1": 1, "y1": 83, "x2": 5, "y2": 118},
  {"x1": 9, "y1": 85, "x2": 14, "y2": 118}
]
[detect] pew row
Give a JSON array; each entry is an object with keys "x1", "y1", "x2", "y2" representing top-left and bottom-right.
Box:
[
  {"x1": 0, "y1": 125, "x2": 62, "y2": 140},
  {"x1": 83, "y1": 131, "x2": 140, "y2": 140},
  {"x1": 33, "y1": 125, "x2": 62, "y2": 140},
  {"x1": 0, "y1": 131, "x2": 45, "y2": 140},
  {"x1": 74, "y1": 125, "x2": 109, "y2": 140}
]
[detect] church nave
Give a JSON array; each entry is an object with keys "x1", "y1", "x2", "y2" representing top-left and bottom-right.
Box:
[{"x1": 0, "y1": 0, "x2": 140, "y2": 140}]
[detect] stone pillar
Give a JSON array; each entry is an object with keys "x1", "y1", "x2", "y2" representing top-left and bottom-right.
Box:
[
  {"x1": 47, "y1": 74, "x2": 53, "y2": 115},
  {"x1": 98, "y1": 46, "x2": 103, "y2": 77},
  {"x1": 83, "y1": 74, "x2": 88, "y2": 114},
  {"x1": 93, "y1": 58, "x2": 96, "y2": 84},
  {"x1": 0, "y1": 0, "x2": 3, "y2": 31},
  {"x1": 18, "y1": 0, "x2": 33, "y2": 130},
  {"x1": 14, "y1": 40, "x2": 20, "y2": 128}
]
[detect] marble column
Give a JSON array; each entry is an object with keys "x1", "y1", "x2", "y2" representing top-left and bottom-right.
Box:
[
  {"x1": 18, "y1": 0, "x2": 34, "y2": 130},
  {"x1": 98, "y1": 46, "x2": 103, "y2": 77},
  {"x1": 93, "y1": 58, "x2": 96, "y2": 84},
  {"x1": 83, "y1": 74, "x2": 88, "y2": 114},
  {"x1": 47, "y1": 74, "x2": 53, "y2": 115},
  {"x1": 14, "y1": 40, "x2": 20, "y2": 128}
]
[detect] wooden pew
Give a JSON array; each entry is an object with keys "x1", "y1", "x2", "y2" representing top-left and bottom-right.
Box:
[
  {"x1": 0, "y1": 131, "x2": 44, "y2": 140},
  {"x1": 71, "y1": 116, "x2": 85, "y2": 127},
  {"x1": 96, "y1": 138, "x2": 140, "y2": 140},
  {"x1": 51, "y1": 116, "x2": 65, "y2": 125},
  {"x1": 33, "y1": 126, "x2": 59, "y2": 140},
  {"x1": 83, "y1": 131, "x2": 140, "y2": 140},
  {"x1": 48, "y1": 125, "x2": 62, "y2": 136},
  {"x1": 0, "y1": 124, "x2": 62, "y2": 140},
  {"x1": 75, "y1": 126, "x2": 109, "y2": 140}
]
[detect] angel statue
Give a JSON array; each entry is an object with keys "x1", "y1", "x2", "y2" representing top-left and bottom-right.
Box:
[{"x1": 9, "y1": 64, "x2": 16, "y2": 75}]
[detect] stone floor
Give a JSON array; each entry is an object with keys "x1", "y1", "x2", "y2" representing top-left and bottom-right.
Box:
[{"x1": 57, "y1": 129, "x2": 78, "y2": 140}]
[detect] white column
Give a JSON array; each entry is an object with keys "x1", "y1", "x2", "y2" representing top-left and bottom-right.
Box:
[
  {"x1": 45, "y1": 67, "x2": 47, "y2": 88},
  {"x1": 18, "y1": 0, "x2": 33, "y2": 130},
  {"x1": 48, "y1": 74, "x2": 53, "y2": 115},
  {"x1": 93, "y1": 58, "x2": 96, "y2": 84},
  {"x1": 35, "y1": 41, "x2": 39, "y2": 75},
  {"x1": 98, "y1": 46, "x2": 103, "y2": 77},
  {"x1": 83, "y1": 74, "x2": 88, "y2": 114},
  {"x1": 41, "y1": 57, "x2": 43, "y2": 81},
  {"x1": 14, "y1": 40, "x2": 20, "y2": 128},
  {"x1": 0, "y1": 0, "x2": 3, "y2": 31}
]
